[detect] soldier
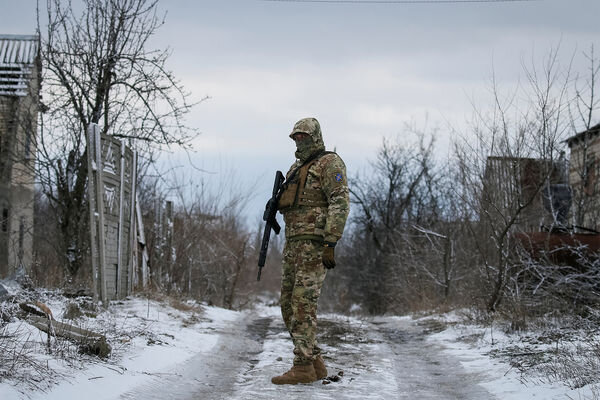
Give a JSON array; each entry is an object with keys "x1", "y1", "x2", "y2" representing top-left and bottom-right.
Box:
[{"x1": 271, "y1": 117, "x2": 350, "y2": 385}]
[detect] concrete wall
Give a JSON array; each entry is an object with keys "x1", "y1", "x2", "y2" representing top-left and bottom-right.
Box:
[
  {"x1": 0, "y1": 58, "x2": 39, "y2": 278},
  {"x1": 482, "y1": 157, "x2": 568, "y2": 233}
]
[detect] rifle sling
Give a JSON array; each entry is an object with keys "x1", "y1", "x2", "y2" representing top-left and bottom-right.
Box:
[
  {"x1": 278, "y1": 150, "x2": 334, "y2": 211},
  {"x1": 285, "y1": 150, "x2": 334, "y2": 185}
]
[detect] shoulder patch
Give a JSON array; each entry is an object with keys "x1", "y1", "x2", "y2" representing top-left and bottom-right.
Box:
[{"x1": 335, "y1": 173, "x2": 343, "y2": 182}]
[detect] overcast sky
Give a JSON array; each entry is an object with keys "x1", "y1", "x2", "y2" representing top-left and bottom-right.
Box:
[{"x1": 3, "y1": 0, "x2": 600, "y2": 223}]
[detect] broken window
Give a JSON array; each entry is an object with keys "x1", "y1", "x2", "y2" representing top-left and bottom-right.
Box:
[
  {"x1": 23, "y1": 118, "x2": 32, "y2": 160},
  {"x1": 0, "y1": 35, "x2": 38, "y2": 96},
  {"x1": 584, "y1": 154, "x2": 596, "y2": 196},
  {"x1": 18, "y1": 216, "x2": 25, "y2": 258},
  {"x1": 1, "y1": 208, "x2": 8, "y2": 232},
  {"x1": 0, "y1": 65, "x2": 31, "y2": 96}
]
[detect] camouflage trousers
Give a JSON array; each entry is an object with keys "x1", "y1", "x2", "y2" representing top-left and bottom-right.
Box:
[{"x1": 280, "y1": 239, "x2": 327, "y2": 366}]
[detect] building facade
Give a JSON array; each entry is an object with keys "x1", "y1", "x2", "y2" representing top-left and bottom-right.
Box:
[
  {"x1": 567, "y1": 123, "x2": 600, "y2": 233},
  {"x1": 0, "y1": 34, "x2": 40, "y2": 278},
  {"x1": 482, "y1": 156, "x2": 570, "y2": 233}
]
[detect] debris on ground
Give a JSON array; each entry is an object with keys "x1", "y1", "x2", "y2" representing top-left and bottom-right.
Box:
[
  {"x1": 27, "y1": 314, "x2": 111, "y2": 358},
  {"x1": 322, "y1": 370, "x2": 344, "y2": 384}
]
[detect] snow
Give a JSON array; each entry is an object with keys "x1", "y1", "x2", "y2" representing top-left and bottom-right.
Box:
[
  {"x1": 1, "y1": 294, "x2": 600, "y2": 399},
  {"x1": 428, "y1": 321, "x2": 598, "y2": 400},
  {"x1": 0, "y1": 296, "x2": 236, "y2": 400}
]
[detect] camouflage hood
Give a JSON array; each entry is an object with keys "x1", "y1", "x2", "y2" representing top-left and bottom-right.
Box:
[{"x1": 290, "y1": 117, "x2": 326, "y2": 161}]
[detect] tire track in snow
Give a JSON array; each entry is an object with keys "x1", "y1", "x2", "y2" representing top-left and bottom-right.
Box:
[
  {"x1": 230, "y1": 310, "x2": 400, "y2": 399},
  {"x1": 230, "y1": 309, "x2": 496, "y2": 399},
  {"x1": 373, "y1": 316, "x2": 497, "y2": 399},
  {"x1": 120, "y1": 311, "x2": 272, "y2": 400},
  {"x1": 121, "y1": 307, "x2": 495, "y2": 399}
]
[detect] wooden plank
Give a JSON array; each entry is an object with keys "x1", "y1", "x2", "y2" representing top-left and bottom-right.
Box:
[
  {"x1": 28, "y1": 315, "x2": 101, "y2": 338},
  {"x1": 136, "y1": 194, "x2": 149, "y2": 288},
  {"x1": 95, "y1": 128, "x2": 108, "y2": 305},
  {"x1": 86, "y1": 125, "x2": 99, "y2": 303},
  {"x1": 117, "y1": 140, "x2": 125, "y2": 298},
  {"x1": 128, "y1": 150, "x2": 137, "y2": 294},
  {"x1": 27, "y1": 315, "x2": 111, "y2": 358}
]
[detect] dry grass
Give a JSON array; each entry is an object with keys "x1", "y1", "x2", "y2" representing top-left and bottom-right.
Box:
[
  {"x1": 476, "y1": 311, "x2": 600, "y2": 397},
  {"x1": 0, "y1": 321, "x2": 66, "y2": 393}
]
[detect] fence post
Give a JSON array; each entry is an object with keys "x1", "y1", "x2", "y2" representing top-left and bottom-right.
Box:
[
  {"x1": 94, "y1": 127, "x2": 108, "y2": 305},
  {"x1": 116, "y1": 141, "x2": 125, "y2": 298},
  {"x1": 136, "y1": 195, "x2": 149, "y2": 288},
  {"x1": 86, "y1": 125, "x2": 99, "y2": 303},
  {"x1": 128, "y1": 151, "x2": 137, "y2": 294}
]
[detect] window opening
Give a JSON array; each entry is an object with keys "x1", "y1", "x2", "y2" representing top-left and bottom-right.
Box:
[
  {"x1": 18, "y1": 216, "x2": 25, "y2": 257},
  {"x1": 24, "y1": 120, "x2": 32, "y2": 159},
  {"x1": 584, "y1": 154, "x2": 596, "y2": 196},
  {"x1": 1, "y1": 208, "x2": 8, "y2": 232}
]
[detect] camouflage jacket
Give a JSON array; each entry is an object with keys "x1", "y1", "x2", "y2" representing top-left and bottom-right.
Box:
[{"x1": 280, "y1": 152, "x2": 350, "y2": 243}]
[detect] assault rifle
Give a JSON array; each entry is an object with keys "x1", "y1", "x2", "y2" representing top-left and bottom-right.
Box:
[{"x1": 257, "y1": 170, "x2": 285, "y2": 281}]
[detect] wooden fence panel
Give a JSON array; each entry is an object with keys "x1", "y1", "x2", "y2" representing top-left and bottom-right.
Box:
[{"x1": 86, "y1": 124, "x2": 137, "y2": 304}]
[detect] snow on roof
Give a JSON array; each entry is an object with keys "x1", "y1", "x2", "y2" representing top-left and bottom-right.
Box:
[
  {"x1": 565, "y1": 122, "x2": 600, "y2": 148},
  {"x1": 0, "y1": 34, "x2": 40, "y2": 97},
  {"x1": 0, "y1": 34, "x2": 38, "y2": 65}
]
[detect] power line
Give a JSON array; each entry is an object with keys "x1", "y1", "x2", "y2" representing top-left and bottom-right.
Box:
[{"x1": 258, "y1": 0, "x2": 541, "y2": 4}]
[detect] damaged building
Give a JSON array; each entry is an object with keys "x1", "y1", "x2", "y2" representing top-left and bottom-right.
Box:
[
  {"x1": 566, "y1": 123, "x2": 600, "y2": 233},
  {"x1": 482, "y1": 155, "x2": 571, "y2": 233},
  {"x1": 0, "y1": 34, "x2": 41, "y2": 278},
  {"x1": 484, "y1": 125, "x2": 600, "y2": 266}
]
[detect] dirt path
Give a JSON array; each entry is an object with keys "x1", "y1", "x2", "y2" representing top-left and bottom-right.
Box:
[
  {"x1": 371, "y1": 317, "x2": 495, "y2": 399},
  {"x1": 119, "y1": 312, "x2": 272, "y2": 400},
  {"x1": 121, "y1": 308, "x2": 495, "y2": 400}
]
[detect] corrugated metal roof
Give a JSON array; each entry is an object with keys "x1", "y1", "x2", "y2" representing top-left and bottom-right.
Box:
[
  {"x1": 0, "y1": 34, "x2": 39, "y2": 97},
  {"x1": 0, "y1": 34, "x2": 39, "y2": 66}
]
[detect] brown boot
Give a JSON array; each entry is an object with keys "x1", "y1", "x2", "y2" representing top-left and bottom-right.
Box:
[
  {"x1": 271, "y1": 364, "x2": 317, "y2": 385},
  {"x1": 313, "y1": 355, "x2": 327, "y2": 380}
]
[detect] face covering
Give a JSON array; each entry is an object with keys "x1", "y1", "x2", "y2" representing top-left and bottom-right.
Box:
[{"x1": 295, "y1": 138, "x2": 316, "y2": 161}]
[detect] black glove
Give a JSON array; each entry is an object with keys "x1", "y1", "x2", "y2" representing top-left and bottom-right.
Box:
[{"x1": 322, "y1": 242, "x2": 336, "y2": 269}]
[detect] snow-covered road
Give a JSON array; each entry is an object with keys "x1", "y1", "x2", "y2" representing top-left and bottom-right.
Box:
[
  {"x1": 119, "y1": 306, "x2": 494, "y2": 400},
  {"x1": 4, "y1": 297, "x2": 594, "y2": 400}
]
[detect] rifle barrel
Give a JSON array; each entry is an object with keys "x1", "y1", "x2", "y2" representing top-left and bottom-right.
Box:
[{"x1": 258, "y1": 221, "x2": 271, "y2": 268}]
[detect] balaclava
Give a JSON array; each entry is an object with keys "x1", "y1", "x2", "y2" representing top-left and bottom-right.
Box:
[{"x1": 289, "y1": 117, "x2": 326, "y2": 162}]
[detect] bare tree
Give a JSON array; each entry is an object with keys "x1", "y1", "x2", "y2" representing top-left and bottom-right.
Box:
[
  {"x1": 508, "y1": 47, "x2": 600, "y2": 314},
  {"x1": 347, "y1": 128, "x2": 440, "y2": 313},
  {"x1": 36, "y1": 0, "x2": 199, "y2": 279},
  {"x1": 137, "y1": 170, "x2": 255, "y2": 309},
  {"x1": 454, "y1": 47, "x2": 571, "y2": 312}
]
